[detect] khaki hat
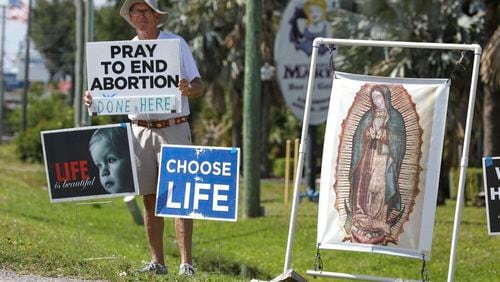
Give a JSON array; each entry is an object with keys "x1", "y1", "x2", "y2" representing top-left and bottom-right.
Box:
[{"x1": 120, "y1": 0, "x2": 168, "y2": 28}]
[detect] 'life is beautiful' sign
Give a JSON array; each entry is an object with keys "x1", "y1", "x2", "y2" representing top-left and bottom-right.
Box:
[
  {"x1": 86, "y1": 39, "x2": 181, "y2": 115},
  {"x1": 156, "y1": 145, "x2": 240, "y2": 221},
  {"x1": 41, "y1": 123, "x2": 138, "y2": 203}
]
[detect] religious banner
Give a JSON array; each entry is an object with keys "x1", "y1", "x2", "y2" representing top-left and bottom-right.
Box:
[
  {"x1": 41, "y1": 123, "x2": 139, "y2": 202},
  {"x1": 275, "y1": 0, "x2": 336, "y2": 125},
  {"x1": 156, "y1": 145, "x2": 240, "y2": 221},
  {"x1": 86, "y1": 39, "x2": 181, "y2": 115},
  {"x1": 482, "y1": 156, "x2": 500, "y2": 235},
  {"x1": 317, "y1": 72, "x2": 450, "y2": 259}
]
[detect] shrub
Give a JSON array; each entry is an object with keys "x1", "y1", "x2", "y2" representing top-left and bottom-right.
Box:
[
  {"x1": 449, "y1": 167, "x2": 483, "y2": 204},
  {"x1": 272, "y1": 157, "x2": 288, "y2": 178},
  {"x1": 13, "y1": 90, "x2": 74, "y2": 163}
]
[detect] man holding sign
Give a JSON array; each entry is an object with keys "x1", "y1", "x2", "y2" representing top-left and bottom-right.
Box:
[{"x1": 84, "y1": 0, "x2": 203, "y2": 276}]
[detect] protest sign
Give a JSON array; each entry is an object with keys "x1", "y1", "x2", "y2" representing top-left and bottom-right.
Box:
[
  {"x1": 317, "y1": 72, "x2": 450, "y2": 259},
  {"x1": 156, "y1": 145, "x2": 240, "y2": 221},
  {"x1": 86, "y1": 39, "x2": 181, "y2": 115},
  {"x1": 41, "y1": 123, "x2": 138, "y2": 202},
  {"x1": 482, "y1": 157, "x2": 500, "y2": 235}
]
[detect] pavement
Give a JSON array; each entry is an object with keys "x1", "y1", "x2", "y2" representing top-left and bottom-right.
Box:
[{"x1": 0, "y1": 270, "x2": 104, "y2": 282}]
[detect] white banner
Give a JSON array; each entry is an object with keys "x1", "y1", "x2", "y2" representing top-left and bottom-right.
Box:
[
  {"x1": 86, "y1": 39, "x2": 181, "y2": 115},
  {"x1": 317, "y1": 72, "x2": 449, "y2": 259}
]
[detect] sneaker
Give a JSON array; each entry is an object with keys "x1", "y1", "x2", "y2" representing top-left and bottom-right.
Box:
[
  {"x1": 179, "y1": 263, "x2": 195, "y2": 276},
  {"x1": 137, "y1": 261, "x2": 168, "y2": 275}
]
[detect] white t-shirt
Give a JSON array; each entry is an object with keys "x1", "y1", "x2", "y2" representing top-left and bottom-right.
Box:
[{"x1": 128, "y1": 31, "x2": 200, "y2": 121}]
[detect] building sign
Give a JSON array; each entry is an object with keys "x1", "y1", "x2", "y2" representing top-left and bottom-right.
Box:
[
  {"x1": 275, "y1": 0, "x2": 335, "y2": 125},
  {"x1": 156, "y1": 145, "x2": 240, "y2": 221},
  {"x1": 41, "y1": 123, "x2": 138, "y2": 202},
  {"x1": 86, "y1": 39, "x2": 181, "y2": 115},
  {"x1": 482, "y1": 157, "x2": 500, "y2": 235}
]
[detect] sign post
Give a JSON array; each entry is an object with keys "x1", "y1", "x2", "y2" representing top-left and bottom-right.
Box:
[{"x1": 482, "y1": 157, "x2": 500, "y2": 235}]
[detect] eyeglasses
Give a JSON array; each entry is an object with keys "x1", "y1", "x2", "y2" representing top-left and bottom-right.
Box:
[{"x1": 130, "y1": 8, "x2": 154, "y2": 17}]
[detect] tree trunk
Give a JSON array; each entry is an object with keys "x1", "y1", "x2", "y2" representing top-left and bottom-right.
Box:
[
  {"x1": 481, "y1": 25, "x2": 500, "y2": 156},
  {"x1": 243, "y1": 0, "x2": 262, "y2": 218},
  {"x1": 482, "y1": 86, "x2": 500, "y2": 156}
]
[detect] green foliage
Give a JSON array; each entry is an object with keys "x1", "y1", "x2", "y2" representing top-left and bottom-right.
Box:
[
  {"x1": 164, "y1": 0, "x2": 246, "y2": 147},
  {"x1": 31, "y1": 0, "x2": 76, "y2": 79},
  {"x1": 449, "y1": 167, "x2": 483, "y2": 203},
  {"x1": 11, "y1": 88, "x2": 73, "y2": 163},
  {"x1": 271, "y1": 157, "x2": 287, "y2": 178},
  {"x1": 267, "y1": 106, "x2": 302, "y2": 160},
  {"x1": 95, "y1": 5, "x2": 135, "y2": 41},
  {"x1": 163, "y1": 1, "x2": 294, "y2": 155},
  {"x1": 332, "y1": 0, "x2": 485, "y2": 175}
]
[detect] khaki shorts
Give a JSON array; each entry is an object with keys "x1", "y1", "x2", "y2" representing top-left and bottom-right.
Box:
[{"x1": 131, "y1": 122, "x2": 192, "y2": 195}]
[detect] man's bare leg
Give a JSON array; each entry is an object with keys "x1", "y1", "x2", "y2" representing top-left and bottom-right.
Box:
[
  {"x1": 143, "y1": 194, "x2": 165, "y2": 266},
  {"x1": 175, "y1": 217, "x2": 193, "y2": 264}
]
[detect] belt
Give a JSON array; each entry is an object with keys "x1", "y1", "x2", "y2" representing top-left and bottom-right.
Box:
[{"x1": 132, "y1": 116, "x2": 188, "y2": 129}]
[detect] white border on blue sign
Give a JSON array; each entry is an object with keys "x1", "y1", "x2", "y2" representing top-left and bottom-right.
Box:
[{"x1": 154, "y1": 144, "x2": 240, "y2": 222}]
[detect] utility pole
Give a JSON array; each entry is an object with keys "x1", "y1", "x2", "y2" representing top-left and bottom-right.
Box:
[
  {"x1": 74, "y1": 0, "x2": 84, "y2": 127},
  {"x1": 81, "y1": 0, "x2": 93, "y2": 126},
  {"x1": 0, "y1": 5, "x2": 6, "y2": 140},
  {"x1": 74, "y1": 0, "x2": 93, "y2": 128},
  {"x1": 21, "y1": 0, "x2": 31, "y2": 132},
  {"x1": 243, "y1": 0, "x2": 262, "y2": 218}
]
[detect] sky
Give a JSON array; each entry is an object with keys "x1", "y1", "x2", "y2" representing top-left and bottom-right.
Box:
[{"x1": 1, "y1": 0, "x2": 108, "y2": 73}]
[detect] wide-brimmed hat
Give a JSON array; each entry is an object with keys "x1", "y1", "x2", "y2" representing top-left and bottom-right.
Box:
[{"x1": 120, "y1": 0, "x2": 168, "y2": 28}]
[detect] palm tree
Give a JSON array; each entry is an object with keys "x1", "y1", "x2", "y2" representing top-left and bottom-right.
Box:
[
  {"x1": 332, "y1": 0, "x2": 484, "y2": 199},
  {"x1": 478, "y1": 0, "x2": 500, "y2": 156},
  {"x1": 481, "y1": 26, "x2": 500, "y2": 156},
  {"x1": 164, "y1": 1, "x2": 291, "y2": 178}
]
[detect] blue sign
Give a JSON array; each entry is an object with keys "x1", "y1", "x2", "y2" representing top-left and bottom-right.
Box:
[{"x1": 156, "y1": 145, "x2": 240, "y2": 221}]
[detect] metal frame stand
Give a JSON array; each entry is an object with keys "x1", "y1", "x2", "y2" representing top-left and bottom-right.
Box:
[{"x1": 279, "y1": 38, "x2": 481, "y2": 282}]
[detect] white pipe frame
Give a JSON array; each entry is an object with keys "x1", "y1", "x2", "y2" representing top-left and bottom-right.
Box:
[{"x1": 282, "y1": 37, "x2": 482, "y2": 282}]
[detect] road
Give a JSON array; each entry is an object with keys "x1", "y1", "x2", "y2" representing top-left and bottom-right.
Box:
[{"x1": 0, "y1": 270, "x2": 104, "y2": 282}]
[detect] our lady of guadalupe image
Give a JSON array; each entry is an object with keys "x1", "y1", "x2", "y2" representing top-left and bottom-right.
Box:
[{"x1": 334, "y1": 83, "x2": 423, "y2": 246}]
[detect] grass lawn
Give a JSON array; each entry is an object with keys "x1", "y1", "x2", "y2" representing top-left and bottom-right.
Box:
[{"x1": 0, "y1": 142, "x2": 498, "y2": 281}]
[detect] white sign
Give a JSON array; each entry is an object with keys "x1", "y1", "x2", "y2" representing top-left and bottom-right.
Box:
[
  {"x1": 275, "y1": 0, "x2": 335, "y2": 125},
  {"x1": 317, "y1": 72, "x2": 450, "y2": 260},
  {"x1": 86, "y1": 39, "x2": 181, "y2": 115}
]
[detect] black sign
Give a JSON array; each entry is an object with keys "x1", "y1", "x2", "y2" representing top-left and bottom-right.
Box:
[
  {"x1": 41, "y1": 123, "x2": 138, "y2": 202},
  {"x1": 482, "y1": 157, "x2": 500, "y2": 235}
]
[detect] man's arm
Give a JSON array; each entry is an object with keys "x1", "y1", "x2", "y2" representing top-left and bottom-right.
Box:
[{"x1": 179, "y1": 77, "x2": 203, "y2": 98}]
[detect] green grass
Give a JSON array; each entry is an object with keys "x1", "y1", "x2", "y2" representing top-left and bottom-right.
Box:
[{"x1": 0, "y1": 142, "x2": 499, "y2": 281}]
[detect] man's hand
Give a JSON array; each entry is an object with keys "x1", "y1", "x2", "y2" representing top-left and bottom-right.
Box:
[
  {"x1": 179, "y1": 77, "x2": 203, "y2": 98},
  {"x1": 83, "y1": 91, "x2": 93, "y2": 108}
]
